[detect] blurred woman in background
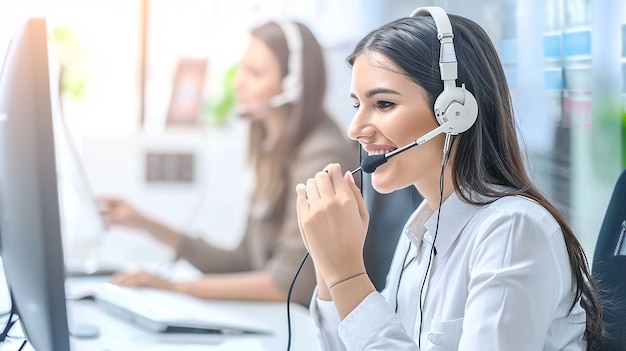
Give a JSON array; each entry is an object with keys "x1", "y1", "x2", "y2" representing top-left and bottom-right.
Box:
[{"x1": 98, "y1": 19, "x2": 356, "y2": 306}]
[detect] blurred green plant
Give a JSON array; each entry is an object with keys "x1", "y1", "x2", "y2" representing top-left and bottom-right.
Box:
[
  {"x1": 205, "y1": 62, "x2": 238, "y2": 125},
  {"x1": 51, "y1": 25, "x2": 89, "y2": 101}
]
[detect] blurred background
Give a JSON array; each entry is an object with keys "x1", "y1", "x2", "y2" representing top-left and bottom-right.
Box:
[{"x1": 0, "y1": 0, "x2": 623, "y2": 271}]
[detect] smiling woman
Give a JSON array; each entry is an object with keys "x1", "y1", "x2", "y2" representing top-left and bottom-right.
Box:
[
  {"x1": 348, "y1": 52, "x2": 444, "y2": 197},
  {"x1": 296, "y1": 6, "x2": 603, "y2": 351}
]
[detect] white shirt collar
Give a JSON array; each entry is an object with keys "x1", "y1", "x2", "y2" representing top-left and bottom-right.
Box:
[{"x1": 403, "y1": 190, "x2": 483, "y2": 256}]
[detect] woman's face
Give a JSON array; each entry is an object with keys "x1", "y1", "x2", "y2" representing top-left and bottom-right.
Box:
[
  {"x1": 347, "y1": 51, "x2": 444, "y2": 194},
  {"x1": 235, "y1": 36, "x2": 283, "y2": 120}
]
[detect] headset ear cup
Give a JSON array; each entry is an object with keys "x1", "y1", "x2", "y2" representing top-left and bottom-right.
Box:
[
  {"x1": 434, "y1": 86, "x2": 478, "y2": 135},
  {"x1": 459, "y1": 86, "x2": 478, "y2": 132},
  {"x1": 433, "y1": 89, "x2": 454, "y2": 127}
]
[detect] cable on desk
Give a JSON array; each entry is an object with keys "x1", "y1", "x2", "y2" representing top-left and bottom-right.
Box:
[
  {"x1": 286, "y1": 251, "x2": 309, "y2": 351},
  {"x1": 17, "y1": 340, "x2": 27, "y2": 351},
  {"x1": 0, "y1": 293, "x2": 18, "y2": 344}
]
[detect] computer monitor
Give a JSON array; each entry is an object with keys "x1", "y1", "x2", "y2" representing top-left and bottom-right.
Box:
[{"x1": 0, "y1": 17, "x2": 71, "y2": 350}]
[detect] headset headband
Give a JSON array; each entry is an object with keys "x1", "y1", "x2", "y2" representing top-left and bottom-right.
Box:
[
  {"x1": 410, "y1": 7, "x2": 457, "y2": 82},
  {"x1": 274, "y1": 20, "x2": 303, "y2": 100}
]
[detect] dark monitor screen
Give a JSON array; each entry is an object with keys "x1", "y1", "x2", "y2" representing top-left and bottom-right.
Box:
[{"x1": 0, "y1": 17, "x2": 71, "y2": 350}]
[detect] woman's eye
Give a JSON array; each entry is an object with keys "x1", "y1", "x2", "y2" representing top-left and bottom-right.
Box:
[
  {"x1": 377, "y1": 101, "x2": 394, "y2": 109},
  {"x1": 352, "y1": 103, "x2": 360, "y2": 110}
]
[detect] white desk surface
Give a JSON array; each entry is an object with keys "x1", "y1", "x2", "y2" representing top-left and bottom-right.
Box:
[{"x1": 0, "y1": 277, "x2": 322, "y2": 351}]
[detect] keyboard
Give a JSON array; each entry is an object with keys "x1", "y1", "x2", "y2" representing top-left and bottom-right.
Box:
[{"x1": 94, "y1": 283, "x2": 273, "y2": 335}]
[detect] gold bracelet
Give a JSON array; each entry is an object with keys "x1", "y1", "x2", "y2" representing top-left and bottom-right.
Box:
[{"x1": 329, "y1": 272, "x2": 367, "y2": 290}]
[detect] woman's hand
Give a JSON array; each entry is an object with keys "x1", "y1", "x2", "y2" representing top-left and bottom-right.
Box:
[
  {"x1": 111, "y1": 270, "x2": 175, "y2": 291},
  {"x1": 296, "y1": 163, "x2": 369, "y2": 288},
  {"x1": 96, "y1": 197, "x2": 149, "y2": 230}
]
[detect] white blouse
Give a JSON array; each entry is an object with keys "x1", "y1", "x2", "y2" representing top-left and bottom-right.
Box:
[{"x1": 310, "y1": 192, "x2": 586, "y2": 350}]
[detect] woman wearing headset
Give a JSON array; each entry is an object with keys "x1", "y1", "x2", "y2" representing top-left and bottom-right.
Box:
[
  {"x1": 98, "y1": 20, "x2": 356, "y2": 306},
  {"x1": 296, "y1": 7, "x2": 603, "y2": 350}
]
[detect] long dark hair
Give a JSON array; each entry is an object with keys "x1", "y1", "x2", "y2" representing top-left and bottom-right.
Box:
[
  {"x1": 347, "y1": 14, "x2": 603, "y2": 348},
  {"x1": 248, "y1": 21, "x2": 331, "y2": 212}
]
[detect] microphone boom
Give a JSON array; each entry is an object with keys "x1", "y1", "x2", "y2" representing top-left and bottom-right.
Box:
[{"x1": 354, "y1": 123, "x2": 450, "y2": 174}]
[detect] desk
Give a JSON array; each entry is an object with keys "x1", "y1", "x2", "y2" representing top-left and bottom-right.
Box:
[{"x1": 1, "y1": 277, "x2": 322, "y2": 351}]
